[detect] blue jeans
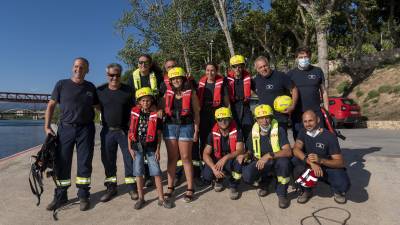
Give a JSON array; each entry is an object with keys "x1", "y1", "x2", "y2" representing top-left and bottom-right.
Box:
[
  {"x1": 132, "y1": 150, "x2": 162, "y2": 177},
  {"x1": 163, "y1": 123, "x2": 194, "y2": 141}
]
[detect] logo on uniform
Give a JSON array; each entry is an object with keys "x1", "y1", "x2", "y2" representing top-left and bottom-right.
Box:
[
  {"x1": 86, "y1": 91, "x2": 93, "y2": 97},
  {"x1": 265, "y1": 84, "x2": 273, "y2": 89},
  {"x1": 308, "y1": 74, "x2": 317, "y2": 79},
  {"x1": 316, "y1": 143, "x2": 325, "y2": 149}
]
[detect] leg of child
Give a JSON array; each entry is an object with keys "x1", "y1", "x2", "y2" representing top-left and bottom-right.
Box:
[
  {"x1": 136, "y1": 175, "x2": 145, "y2": 200},
  {"x1": 154, "y1": 175, "x2": 164, "y2": 201}
]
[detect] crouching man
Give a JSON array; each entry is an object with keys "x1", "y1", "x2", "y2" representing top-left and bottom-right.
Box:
[
  {"x1": 202, "y1": 107, "x2": 244, "y2": 200},
  {"x1": 293, "y1": 110, "x2": 350, "y2": 204},
  {"x1": 242, "y1": 104, "x2": 292, "y2": 209}
]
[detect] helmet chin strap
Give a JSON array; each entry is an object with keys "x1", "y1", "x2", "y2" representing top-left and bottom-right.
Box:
[{"x1": 306, "y1": 127, "x2": 321, "y2": 137}]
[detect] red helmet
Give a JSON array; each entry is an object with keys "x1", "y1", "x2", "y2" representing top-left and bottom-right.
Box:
[{"x1": 295, "y1": 168, "x2": 318, "y2": 188}]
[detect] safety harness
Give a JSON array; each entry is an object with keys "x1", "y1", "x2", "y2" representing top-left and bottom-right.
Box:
[
  {"x1": 197, "y1": 74, "x2": 224, "y2": 107},
  {"x1": 128, "y1": 106, "x2": 158, "y2": 143},
  {"x1": 212, "y1": 122, "x2": 238, "y2": 159},
  {"x1": 132, "y1": 69, "x2": 158, "y2": 93},
  {"x1": 29, "y1": 134, "x2": 58, "y2": 206},
  {"x1": 227, "y1": 70, "x2": 251, "y2": 103},
  {"x1": 251, "y1": 119, "x2": 280, "y2": 159}
]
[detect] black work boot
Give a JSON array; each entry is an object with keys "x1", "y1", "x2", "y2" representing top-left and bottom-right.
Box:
[
  {"x1": 46, "y1": 189, "x2": 68, "y2": 211},
  {"x1": 100, "y1": 187, "x2": 117, "y2": 202},
  {"x1": 297, "y1": 189, "x2": 313, "y2": 204},
  {"x1": 278, "y1": 196, "x2": 290, "y2": 209},
  {"x1": 79, "y1": 197, "x2": 90, "y2": 211}
]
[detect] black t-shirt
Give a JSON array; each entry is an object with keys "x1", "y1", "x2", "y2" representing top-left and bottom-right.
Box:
[
  {"x1": 297, "y1": 129, "x2": 341, "y2": 159},
  {"x1": 251, "y1": 71, "x2": 293, "y2": 123},
  {"x1": 127, "y1": 71, "x2": 163, "y2": 104},
  {"x1": 206, "y1": 129, "x2": 244, "y2": 156},
  {"x1": 165, "y1": 94, "x2": 194, "y2": 124},
  {"x1": 246, "y1": 127, "x2": 289, "y2": 157},
  {"x1": 97, "y1": 84, "x2": 132, "y2": 128},
  {"x1": 288, "y1": 66, "x2": 325, "y2": 111},
  {"x1": 132, "y1": 110, "x2": 163, "y2": 152},
  {"x1": 51, "y1": 79, "x2": 98, "y2": 124},
  {"x1": 201, "y1": 81, "x2": 229, "y2": 108}
]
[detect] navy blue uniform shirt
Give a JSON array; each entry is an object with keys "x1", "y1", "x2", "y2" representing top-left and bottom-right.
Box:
[
  {"x1": 51, "y1": 79, "x2": 98, "y2": 124},
  {"x1": 297, "y1": 129, "x2": 341, "y2": 159},
  {"x1": 246, "y1": 127, "x2": 289, "y2": 157},
  {"x1": 252, "y1": 70, "x2": 292, "y2": 123},
  {"x1": 288, "y1": 66, "x2": 324, "y2": 112}
]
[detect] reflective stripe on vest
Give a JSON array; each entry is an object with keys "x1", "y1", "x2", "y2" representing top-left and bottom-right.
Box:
[
  {"x1": 125, "y1": 177, "x2": 136, "y2": 184},
  {"x1": 232, "y1": 171, "x2": 242, "y2": 180},
  {"x1": 227, "y1": 70, "x2": 251, "y2": 103},
  {"x1": 56, "y1": 179, "x2": 71, "y2": 187},
  {"x1": 252, "y1": 119, "x2": 280, "y2": 159},
  {"x1": 164, "y1": 88, "x2": 192, "y2": 117},
  {"x1": 128, "y1": 106, "x2": 158, "y2": 143},
  {"x1": 277, "y1": 176, "x2": 290, "y2": 184},
  {"x1": 105, "y1": 176, "x2": 117, "y2": 183},
  {"x1": 212, "y1": 122, "x2": 238, "y2": 159},
  {"x1": 132, "y1": 69, "x2": 158, "y2": 93},
  {"x1": 76, "y1": 177, "x2": 91, "y2": 185},
  {"x1": 197, "y1": 75, "x2": 223, "y2": 108}
]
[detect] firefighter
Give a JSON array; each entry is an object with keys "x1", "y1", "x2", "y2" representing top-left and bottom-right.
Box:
[
  {"x1": 128, "y1": 87, "x2": 173, "y2": 209},
  {"x1": 44, "y1": 57, "x2": 98, "y2": 211},
  {"x1": 97, "y1": 63, "x2": 137, "y2": 202},
  {"x1": 201, "y1": 107, "x2": 244, "y2": 200},
  {"x1": 161, "y1": 67, "x2": 201, "y2": 203},
  {"x1": 242, "y1": 104, "x2": 292, "y2": 209},
  {"x1": 226, "y1": 55, "x2": 253, "y2": 141},
  {"x1": 292, "y1": 110, "x2": 350, "y2": 204}
]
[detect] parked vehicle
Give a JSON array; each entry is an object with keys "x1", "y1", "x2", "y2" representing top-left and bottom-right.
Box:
[{"x1": 328, "y1": 97, "x2": 361, "y2": 127}]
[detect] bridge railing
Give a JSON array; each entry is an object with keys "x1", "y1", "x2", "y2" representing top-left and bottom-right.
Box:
[{"x1": 0, "y1": 92, "x2": 51, "y2": 103}]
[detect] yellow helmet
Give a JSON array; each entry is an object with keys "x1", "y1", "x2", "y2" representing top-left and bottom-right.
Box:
[
  {"x1": 215, "y1": 107, "x2": 232, "y2": 120},
  {"x1": 254, "y1": 104, "x2": 273, "y2": 118},
  {"x1": 135, "y1": 87, "x2": 153, "y2": 100},
  {"x1": 230, "y1": 55, "x2": 245, "y2": 66},
  {"x1": 168, "y1": 67, "x2": 185, "y2": 79},
  {"x1": 274, "y1": 95, "x2": 293, "y2": 113}
]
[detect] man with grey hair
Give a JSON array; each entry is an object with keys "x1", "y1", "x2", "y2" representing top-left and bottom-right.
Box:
[
  {"x1": 96, "y1": 63, "x2": 138, "y2": 202},
  {"x1": 251, "y1": 56, "x2": 298, "y2": 132}
]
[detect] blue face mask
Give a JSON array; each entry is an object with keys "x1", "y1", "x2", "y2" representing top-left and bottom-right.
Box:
[{"x1": 298, "y1": 58, "x2": 310, "y2": 68}]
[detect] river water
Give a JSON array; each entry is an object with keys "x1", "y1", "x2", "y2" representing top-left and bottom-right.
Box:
[{"x1": 0, "y1": 120, "x2": 45, "y2": 159}]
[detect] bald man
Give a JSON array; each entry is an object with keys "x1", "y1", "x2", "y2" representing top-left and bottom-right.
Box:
[{"x1": 292, "y1": 110, "x2": 350, "y2": 204}]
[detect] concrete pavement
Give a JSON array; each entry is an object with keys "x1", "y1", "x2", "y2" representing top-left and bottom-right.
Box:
[{"x1": 0, "y1": 128, "x2": 399, "y2": 225}]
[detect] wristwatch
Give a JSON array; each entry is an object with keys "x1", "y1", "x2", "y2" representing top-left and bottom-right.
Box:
[{"x1": 269, "y1": 152, "x2": 275, "y2": 159}]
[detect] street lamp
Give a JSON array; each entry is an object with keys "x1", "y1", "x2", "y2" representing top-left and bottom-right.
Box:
[{"x1": 209, "y1": 39, "x2": 214, "y2": 62}]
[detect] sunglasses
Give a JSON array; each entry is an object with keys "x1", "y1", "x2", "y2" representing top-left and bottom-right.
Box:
[
  {"x1": 216, "y1": 118, "x2": 230, "y2": 123},
  {"x1": 138, "y1": 61, "x2": 150, "y2": 65},
  {"x1": 108, "y1": 73, "x2": 121, "y2": 78},
  {"x1": 232, "y1": 64, "x2": 243, "y2": 69}
]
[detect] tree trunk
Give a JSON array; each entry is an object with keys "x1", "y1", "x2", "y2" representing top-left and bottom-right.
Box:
[
  {"x1": 316, "y1": 26, "x2": 329, "y2": 89},
  {"x1": 182, "y1": 46, "x2": 191, "y2": 74},
  {"x1": 212, "y1": 0, "x2": 235, "y2": 56}
]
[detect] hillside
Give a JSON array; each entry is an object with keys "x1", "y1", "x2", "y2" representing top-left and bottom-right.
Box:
[{"x1": 329, "y1": 62, "x2": 400, "y2": 120}]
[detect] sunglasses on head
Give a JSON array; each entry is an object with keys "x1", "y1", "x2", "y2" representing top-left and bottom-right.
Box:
[
  {"x1": 138, "y1": 61, "x2": 149, "y2": 65},
  {"x1": 108, "y1": 73, "x2": 120, "y2": 78}
]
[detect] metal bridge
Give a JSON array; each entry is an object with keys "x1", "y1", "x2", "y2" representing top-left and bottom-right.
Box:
[
  {"x1": 0, "y1": 92, "x2": 51, "y2": 103},
  {"x1": 0, "y1": 109, "x2": 45, "y2": 120}
]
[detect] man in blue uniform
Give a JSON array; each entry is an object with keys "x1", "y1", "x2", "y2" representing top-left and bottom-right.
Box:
[
  {"x1": 293, "y1": 110, "x2": 350, "y2": 204},
  {"x1": 242, "y1": 104, "x2": 292, "y2": 208},
  {"x1": 44, "y1": 57, "x2": 98, "y2": 211},
  {"x1": 252, "y1": 56, "x2": 298, "y2": 132},
  {"x1": 288, "y1": 47, "x2": 329, "y2": 139},
  {"x1": 97, "y1": 63, "x2": 138, "y2": 202}
]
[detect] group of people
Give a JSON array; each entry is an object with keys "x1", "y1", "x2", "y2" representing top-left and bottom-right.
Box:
[{"x1": 44, "y1": 46, "x2": 351, "y2": 212}]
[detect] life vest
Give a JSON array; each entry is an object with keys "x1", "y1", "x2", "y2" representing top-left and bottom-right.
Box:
[
  {"x1": 164, "y1": 87, "x2": 192, "y2": 117},
  {"x1": 197, "y1": 74, "x2": 223, "y2": 108},
  {"x1": 212, "y1": 121, "x2": 238, "y2": 159},
  {"x1": 132, "y1": 69, "x2": 158, "y2": 93},
  {"x1": 227, "y1": 70, "x2": 251, "y2": 103},
  {"x1": 163, "y1": 74, "x2": 172, "y2": 90},
  {"x1": 251, "y1": 119, "x2": 280, "y2": 159},
  {"x1": 128, "y1": 106, "x2": 158, "y2": 143}
]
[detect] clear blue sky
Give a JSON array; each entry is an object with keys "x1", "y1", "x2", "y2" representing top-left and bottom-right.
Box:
[
  {"x1": 0, "y1": 0, "x2": 129, "y2": 94},
  {"x1": 0, "y1": 0, "x2": 270, "y2": 94}
]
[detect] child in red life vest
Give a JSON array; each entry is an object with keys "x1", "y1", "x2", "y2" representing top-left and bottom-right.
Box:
[{"x1": 128, "y1": 87, "x2": 173, "y2": 209}]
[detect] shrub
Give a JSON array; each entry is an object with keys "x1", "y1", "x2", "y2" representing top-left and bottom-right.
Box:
[
  {"x1": 372, "y1": 98, "x2": 379, "y2": 104},
  {"x1": 378, "y1": 85, "x2": 392, "y2": 93},
  {"x1": 356, "y1": 90, "x2": 364, "y2": 97},
  {"x1": 390, "y1": 85, "x2": 400, "y2": 94},
  {"x1": 336, "y1": 81, "x2": 351, "y2": 94},
  {"x1": 365, "y1": 90, "x2": 379, "y2": 101},
  {"x1": 363, "y1": 103, "x2": 369, "y2": 108}
]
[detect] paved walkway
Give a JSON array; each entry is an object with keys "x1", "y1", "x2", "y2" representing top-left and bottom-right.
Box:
[{"x1": 0, "y1": 128, "x2": 399, "y2": 225}]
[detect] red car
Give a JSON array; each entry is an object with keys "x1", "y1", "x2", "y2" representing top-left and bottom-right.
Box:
[{"x1": 328, "y1": 97, "x2": 361, "y2": 127}]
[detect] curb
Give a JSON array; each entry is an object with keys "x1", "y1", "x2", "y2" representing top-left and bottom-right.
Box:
[{"x1": 0, "y1": 144, "x2": 42, "y2": 163}]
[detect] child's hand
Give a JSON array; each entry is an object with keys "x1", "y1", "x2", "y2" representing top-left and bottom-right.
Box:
[
  {"x1": 155, "y1": 149, "x2": 160, "y2": 162},
  {"x1": 129, "y1": 149, "x2": 136, "y2": 160}
]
